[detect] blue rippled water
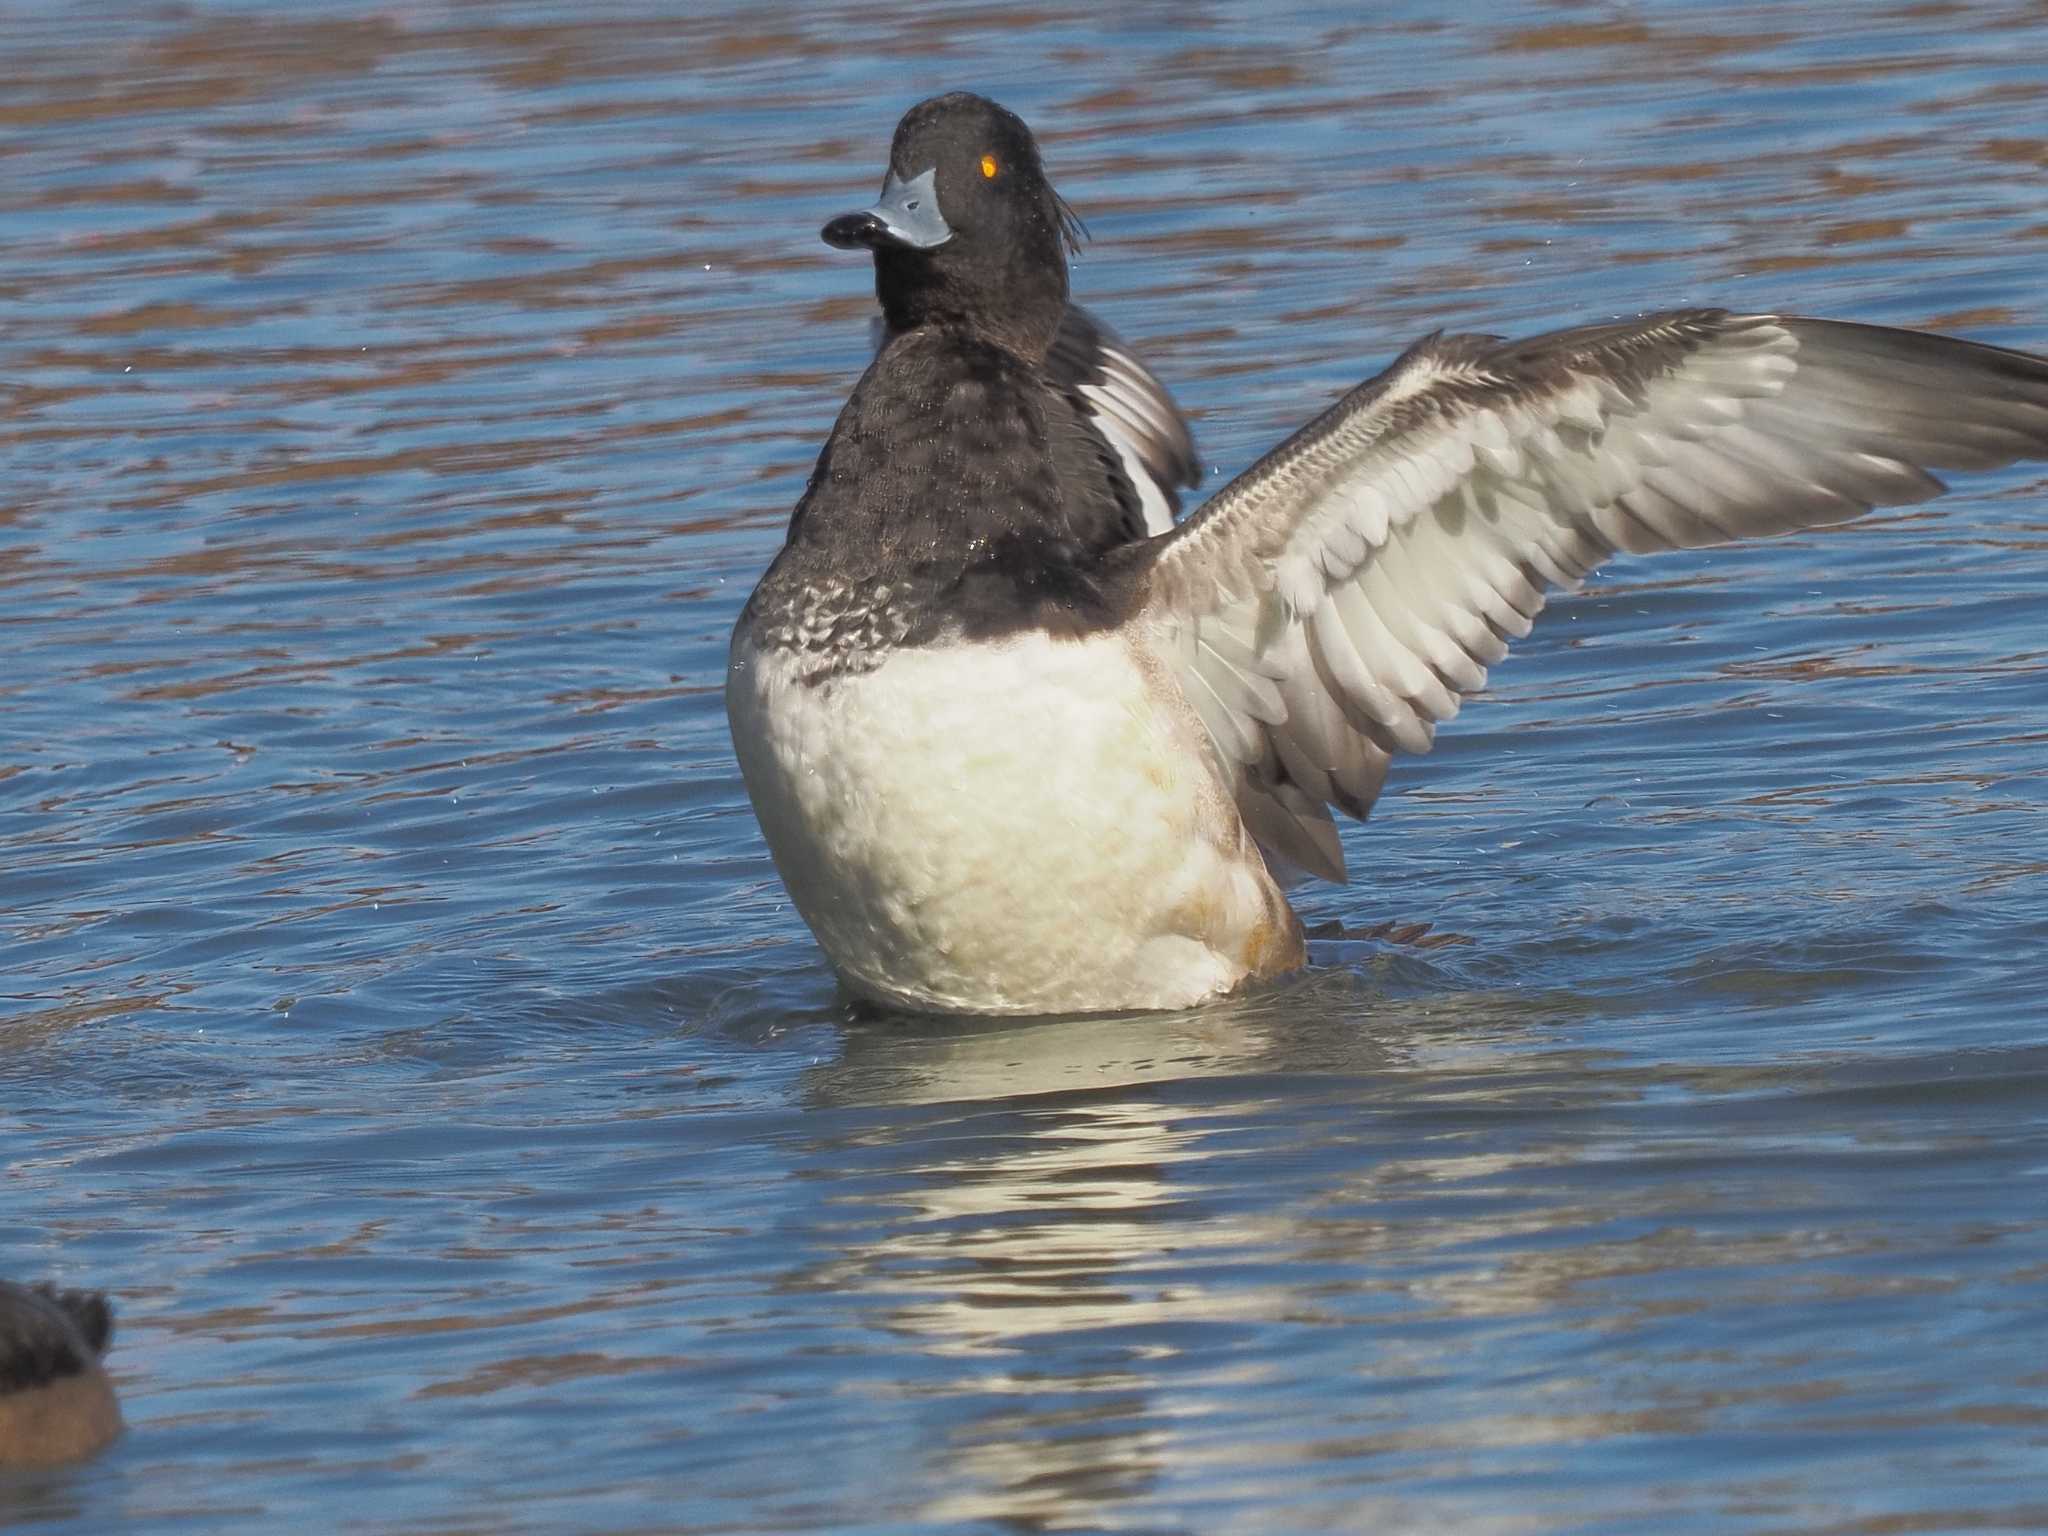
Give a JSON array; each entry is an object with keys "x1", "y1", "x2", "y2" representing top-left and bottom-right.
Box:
[{"x1": 4, "y1": 2, "x2": 2047, "y2": 1531}]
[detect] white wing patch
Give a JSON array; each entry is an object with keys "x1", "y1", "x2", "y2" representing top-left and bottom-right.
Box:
[
  {"x1": 1083, "y1": 378, "x2": 1182, "y2": 535},
  {"x1": 1068, "y1": 325, "x2": 1200, "y2": 533}
]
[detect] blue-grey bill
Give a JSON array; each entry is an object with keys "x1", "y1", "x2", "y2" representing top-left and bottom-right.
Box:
[{"x1": 821, "y1": 167, "x2": 952, "y2": 251}]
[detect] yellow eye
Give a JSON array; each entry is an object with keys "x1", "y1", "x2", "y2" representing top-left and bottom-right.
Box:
[{"x1": 979, "y1": 153, "x2": 999, "y2": 180}]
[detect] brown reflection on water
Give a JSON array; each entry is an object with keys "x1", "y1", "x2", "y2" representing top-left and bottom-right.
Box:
[{"x1": 414, "y1": 1350, "x2": 682, "y2": 1401}]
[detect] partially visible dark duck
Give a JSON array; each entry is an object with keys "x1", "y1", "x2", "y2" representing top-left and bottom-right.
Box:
[{"x1": 0, "y1": 1280, "x2": 121, "y2": 1467}]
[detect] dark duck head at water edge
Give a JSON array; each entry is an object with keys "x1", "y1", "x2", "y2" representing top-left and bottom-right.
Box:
[
  {"x1": 0, "y1": 1280, "x2": 121, "y2": 1467},
  {"x1": 724, "y1": 90, "x2": 2048, "y2": 1018}
]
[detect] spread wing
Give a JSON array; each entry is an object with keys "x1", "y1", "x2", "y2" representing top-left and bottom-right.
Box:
[{"x1": 1130, "y1": 308, "x2": 2048, "y2": 882}]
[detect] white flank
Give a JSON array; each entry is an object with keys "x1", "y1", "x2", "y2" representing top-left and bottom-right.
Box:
[{"x1": 726, "y1": 627, "x2": 1295, "y2": 1014}]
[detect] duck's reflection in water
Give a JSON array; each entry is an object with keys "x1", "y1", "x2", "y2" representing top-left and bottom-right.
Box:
[{"x1": 789, "y1": 969, "x2": 1598, "y2": 1526}]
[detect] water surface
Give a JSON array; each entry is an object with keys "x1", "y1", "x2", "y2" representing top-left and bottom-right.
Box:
[{"x1": 5, "y1": 2, "x2": 2048, "y2": 1531}]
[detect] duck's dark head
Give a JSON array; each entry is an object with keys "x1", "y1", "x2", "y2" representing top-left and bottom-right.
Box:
[{"x1": 823, "y1": 92, "x2": 1082, "y2": 360}]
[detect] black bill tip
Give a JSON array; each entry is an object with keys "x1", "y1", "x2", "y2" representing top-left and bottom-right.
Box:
[{"x1": 822, "y1": 211, "x2": 889, "y2": 250}]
